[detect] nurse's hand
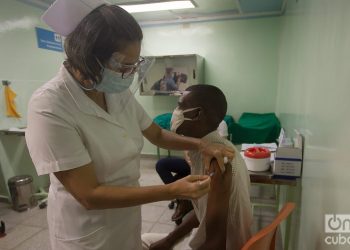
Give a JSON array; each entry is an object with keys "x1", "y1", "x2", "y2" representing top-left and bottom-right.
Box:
[
  {"x1": 169, "y1": 175, "x2": 211, "y2": 199},
  {"x1": 199, "y1": 140, "x2": 235, "y2": 174}
]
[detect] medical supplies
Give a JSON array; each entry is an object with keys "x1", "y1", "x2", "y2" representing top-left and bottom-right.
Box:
[
  {"x1": 272, "y1": 133, "x2": 303, "y2": 177},
  {"x1": 243, "y1": 147, "x2": 271, "y2": 172}
]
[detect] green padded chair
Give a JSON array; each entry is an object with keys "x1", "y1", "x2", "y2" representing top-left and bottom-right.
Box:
[
  {"x1": 153, "y1": 113, "x2": 172, "y2": 131},
  {"x1": 153, "y1": 113, "x2": 172, "y2": 159},
  {"x1": 230, "y1": 112, "x2": 281, "y2": 145}
]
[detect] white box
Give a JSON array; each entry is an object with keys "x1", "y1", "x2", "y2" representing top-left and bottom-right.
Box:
[{"x1": 273, "y1": 147, "x2": 303, "y2": 177}]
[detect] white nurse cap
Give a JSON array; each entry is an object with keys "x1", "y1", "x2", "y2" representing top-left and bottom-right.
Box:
[{"x1": 42, "y1": 0, "x2": 106, "y2": 36}]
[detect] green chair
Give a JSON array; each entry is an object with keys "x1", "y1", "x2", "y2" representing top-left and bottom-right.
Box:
[
  {"x1": 153, "y1": 113, "x2": 172, "y2": 131},
  {"x1": 153, "y1": 113, "x2": 172, "y2": 159},
  {"x1": 230, "y1": 112, "x2": 281, "y2": 145}
]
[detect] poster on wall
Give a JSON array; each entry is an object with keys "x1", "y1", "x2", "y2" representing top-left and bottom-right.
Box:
[
  {"x1": 140, "y1": 55, "x2": 201, "y2": 96},
  {"x1": 35, "y1": 27, "x2": 63, "y2": 52}
]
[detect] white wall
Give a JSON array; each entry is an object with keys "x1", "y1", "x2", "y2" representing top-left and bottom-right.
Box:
[
  {"x1": 139, "y1": 18, "x2": 280, "y2": 154},
  {"x1": 0, "y1": 0, "x2": 63, "y2": 195},
  {"x1": 0, "y1": 0, "x2": 63, "y2": 130},
  {"x1": 2, "y1": 1, "x2": 350, "y2": 248},
  {"x1": 276, "y1": 0, "x2": 350, "y2": 249},
  {"x1": 0, "y1": 0, "x2": 281, "y2": 193}
]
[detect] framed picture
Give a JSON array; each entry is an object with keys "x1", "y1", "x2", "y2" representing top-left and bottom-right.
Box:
[{"x1": 140, "y1": 54, "x2": 204, "y2": 96}]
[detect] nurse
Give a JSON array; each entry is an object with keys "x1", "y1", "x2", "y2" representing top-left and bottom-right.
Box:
[{"x1": 25, "y1": 1, "x2": 234, "y2": 249}]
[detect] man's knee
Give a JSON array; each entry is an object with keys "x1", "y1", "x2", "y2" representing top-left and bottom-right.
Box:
[{"x1": 155, "y1": 160, "x2": 165, "y2": 174}]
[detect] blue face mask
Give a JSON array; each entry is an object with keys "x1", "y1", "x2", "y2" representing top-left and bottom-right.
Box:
[{"x1": 95, "y1": 67, "x2": 134, "y2": 93}]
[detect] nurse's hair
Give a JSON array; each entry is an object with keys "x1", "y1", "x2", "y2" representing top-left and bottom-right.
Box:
[
  {"x1": 64, "y1": 4, "x2": 143, "y2": 83},
  {"x1": 185, "y1": 84, "x2": 227, "y2": 130}
]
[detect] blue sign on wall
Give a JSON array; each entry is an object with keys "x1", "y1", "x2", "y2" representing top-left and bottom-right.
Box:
[{"x1": 35, "y1": 27, "x2": 63, "y2": 52}]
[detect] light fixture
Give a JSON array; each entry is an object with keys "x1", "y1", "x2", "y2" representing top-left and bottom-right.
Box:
[{"x1": 119, "y1": 1, "x2": 195, "y2": 13}]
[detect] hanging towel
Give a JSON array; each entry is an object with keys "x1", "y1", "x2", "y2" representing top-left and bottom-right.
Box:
[{"x1": 4, "y1": 85, "x2": 21, "y2": 118}]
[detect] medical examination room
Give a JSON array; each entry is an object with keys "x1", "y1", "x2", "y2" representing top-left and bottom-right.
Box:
[{"x1": 0, "y1": 0, "x2": 349, "y2": 249}]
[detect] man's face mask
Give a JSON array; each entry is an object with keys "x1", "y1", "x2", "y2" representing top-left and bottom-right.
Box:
[{"x1": 170, "y1": 107, "x2": 201, "y2": 133}]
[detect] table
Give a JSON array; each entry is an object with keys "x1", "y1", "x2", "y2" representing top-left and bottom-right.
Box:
[
  {"x1": 249, "y1": 170, "x2": 297, "y2": 187},
  {"x1": 0, "y1": 130, "x2": 24, "y2": 200},
  {"x1": 0, "y1": 129, "x2": 48, "y2": 203},
  {"x1": 248, "y1": 170, "x2": 298, "y2": 250}
]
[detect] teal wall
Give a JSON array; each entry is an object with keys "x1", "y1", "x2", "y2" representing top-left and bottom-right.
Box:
[
  {"x1": 0, "y1": 0, "x2": 280, "y2": 193},
  {"x1": 276, "y1": 0, "x2": 350, "y2": 249},
  {"x1": 0, "y1": 0, "x2": 63, "y2": 130},
  {"x1": 0, "y1": 0, "x2": 63, "y2": 195},
  {"x1": 2, "y1": 1, "x2": 350, "y2": 248},
  {"x1": 138, "y1": 18, "x2": 280, "y2": 154}
]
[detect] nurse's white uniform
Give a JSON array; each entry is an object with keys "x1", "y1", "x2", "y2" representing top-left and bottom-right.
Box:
[{"x1": 26, "y1": 65, "x2": 152, "y2": 250}]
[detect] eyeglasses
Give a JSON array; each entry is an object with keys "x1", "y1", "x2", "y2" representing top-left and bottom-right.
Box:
[{"x1": 109, "y1": 56, "x2": 145, "y2": 79}]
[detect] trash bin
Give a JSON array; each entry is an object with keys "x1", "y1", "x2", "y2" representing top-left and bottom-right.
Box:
[{"x1": 8, "y1": 175, "x2": 37, "y2": 212}]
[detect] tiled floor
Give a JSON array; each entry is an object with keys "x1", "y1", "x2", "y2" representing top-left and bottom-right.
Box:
[{"x1": 0, "y1": 157, "x2": 280, "y2": 250}]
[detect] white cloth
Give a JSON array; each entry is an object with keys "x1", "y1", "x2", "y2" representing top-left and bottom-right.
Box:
[
  {"x1": 142, "y1": 233, "x2": 168, "y2": 250},
  {"x1": 188, "y1": 131, "x2": 253, "y2": 250},
  {"x1": 141, "y1": 228, "x2": 211, "y2": 250},
  {"x1": 42, "y1": 0, "x2": 105, "y2": 36},
  {"x1": 184, "y1": 120, "x2": 228, "y2": 163},
  {"x1": 217, "y1": 120, "x2": 228, "y2": 138},
  {"x1": 142, "y1": 232, "x2": 195, "y2": 250},
  {"x1": 25, "y1": 65, "x2": 153, "y2": 250}
]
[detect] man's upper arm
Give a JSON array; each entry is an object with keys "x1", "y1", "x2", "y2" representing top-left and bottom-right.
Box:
[{"x1": 202, "y1": 160, "x2": 232, "y2": 248}]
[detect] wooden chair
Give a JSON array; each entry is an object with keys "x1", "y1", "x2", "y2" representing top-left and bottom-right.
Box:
[{"x1": 241, "y1": 202, "x2": 295, "y2": 250}]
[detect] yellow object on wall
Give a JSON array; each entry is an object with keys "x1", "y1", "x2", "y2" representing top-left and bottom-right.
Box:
[{"x1": 4, "y1": 85, "x2": 21, "y2": 118}]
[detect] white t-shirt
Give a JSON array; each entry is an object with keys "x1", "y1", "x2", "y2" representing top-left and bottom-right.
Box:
[
  {"x1": 25, "y1": 65, "x2": 152, "y2": 250},
  {"x1": 217, "y1": 120, "x2": 228, "y2": 138},
  {"x1": 187, "y1": 131, "x2": 253, "y2": 250}
]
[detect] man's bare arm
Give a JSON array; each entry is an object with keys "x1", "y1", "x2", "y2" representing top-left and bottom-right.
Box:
[{"x1": 198, "y1": 160, "x2": 232, "y2": 250}]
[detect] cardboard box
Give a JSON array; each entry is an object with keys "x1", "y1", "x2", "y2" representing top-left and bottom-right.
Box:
[{"x1": 273, "y1": 147, "x2": 303, "y2": 177}]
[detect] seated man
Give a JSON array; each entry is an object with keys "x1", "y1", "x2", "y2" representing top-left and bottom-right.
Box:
[
  {"x1": 142, "y1": 85, "x2": 252, "y2": 250},
  {"x1": 155, "y1": 120, "x2": 229, "y2": 224}
]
